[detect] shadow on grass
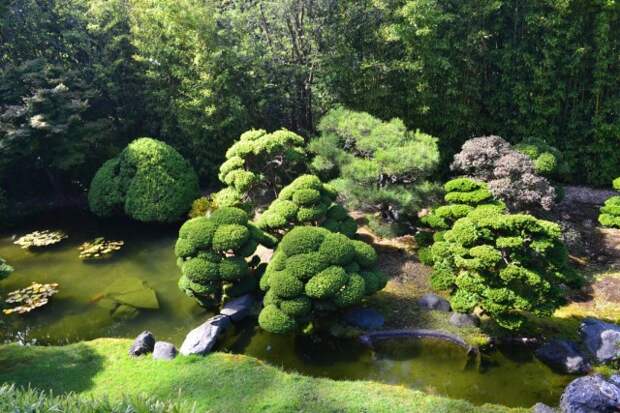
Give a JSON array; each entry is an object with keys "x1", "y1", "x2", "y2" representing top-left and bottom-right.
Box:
[{"x1": 0, "y1": 342, "x2": 104, "y2": 394}]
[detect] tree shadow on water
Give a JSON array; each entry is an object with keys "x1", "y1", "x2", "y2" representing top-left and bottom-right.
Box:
[{"x1": 0, "y1": 342, "x2": 105, "y2": 394}]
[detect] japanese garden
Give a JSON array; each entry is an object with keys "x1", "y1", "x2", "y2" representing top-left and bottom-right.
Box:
[{"x1": 0, "y1": 1, "x2": 619, "y2": 412}]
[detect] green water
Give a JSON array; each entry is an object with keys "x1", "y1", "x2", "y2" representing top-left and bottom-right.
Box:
[{"x1": 0, "y1": 209, "x2": 572, "y2": 407}]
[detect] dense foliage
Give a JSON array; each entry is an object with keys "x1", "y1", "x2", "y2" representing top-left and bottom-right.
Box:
[
  {"x1": 175, "y1": 207, "x2": 276, "y2": 307},
  {"x1": 88, "y1": 138, "x2": 199, "y2": 223},
  {"x1": 0, "y1": 258, "x2": 13, "y2": 281},
  {"x1": 258, "y1": 226, "x2": 386, "y2": 334},
  {"x1": 514, "y1": 138, "x2": 569, "y2": 182},
  {"x1": 214, "y1": 129, "x2": 307, "y2": 210},
  {"x1": 257, "y1": 175, "x2": 357, "y2": 238},
  {"x1": 451, "y1": 136, "x2": 556, "y2": 213},
  {"x1": 310, "y1": 108, "x2": 439, "y2": 225},
  {"x1": 429, "y1": 204, "x2": 580, "y2": 330},
  {"x1": 599, "y1": 178, "x2": 620, "y2": 228}
]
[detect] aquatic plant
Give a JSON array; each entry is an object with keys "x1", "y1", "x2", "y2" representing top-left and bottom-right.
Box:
[
  {"x1": 3, "y1": 282, "x2": 60, "y2": 315},
  {"x1": 258, "y1": 226, "x2": 386, "y2": 334},
  {"x1": 88, "y1": 137, "x2": 199, "y2": 223},
  {"x1": 256, "y1": 174, "x2": 357, "y2": 238},
  {"x1": 430, "y1": 205, "x2": 581, "y2": 330},
  {"x1": 78, "y1": 238, "x2": 124, "y2": 259},
  {"x1": 213, "y1": 129, "x2": 307, "y2": 210},
  {"x1": 175, "y1": 207, "x2": 277, "y2": 307},
  {"x1": 14, "y1": 230, "x2": 68, "y2": 249},
  {"x1": 598, "y1": 177, "x2": 620, "y2": 228},
  {"x1": 0, "y1": 258, "x2": 13, "y2": 280}
]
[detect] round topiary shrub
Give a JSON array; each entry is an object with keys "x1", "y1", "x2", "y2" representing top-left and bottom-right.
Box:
[
  {"x1": 599, "y1": 177, "x2": 620, "y2": 228},
  {"x1": 175, "y1": 206, "x2": 277, "y2": 307},
  {"x1": 88, "y1": 137, "x2": 200, "y2": 223},
  {"x1": 514, "y1": 138, "x2": 569, "y2": 181},
  {"x1": 256, "y1": 174, "x2": 357, "y2": 238},
  {"x1": 213, "y1": 129, "x2": 307, "y2": 210},
  {"x1": 430, "y1": 204, "x2": 581, "y2": 330},
  {"x1": 258, "y1": 226, "x2": 386, "y2": 334}
]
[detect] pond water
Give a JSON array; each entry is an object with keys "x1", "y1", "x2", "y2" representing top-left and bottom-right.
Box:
[{"x1": 0, "y1": 209, "x2": 572, "y2": 408}]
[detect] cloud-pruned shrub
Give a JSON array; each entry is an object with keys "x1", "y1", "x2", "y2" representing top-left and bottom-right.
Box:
[
  {"x1": 256, "y1": 174, "x2": 357, "y2": 238},
  {"x1": 213, "y1": 129, "x2": 307, "y2": 210},
  {"x1": 451, "y1": 136, "x2": 556, "y2": 213},
  {"x1": 599, "y1": 178, "x2": 620, "y2": 228},
  {"x1": 258, "y1": 226, "x2": 386, "y2": 334},
  {"x1": 175, "y1": 207, "x2": 277, "y2": 307},
  {"x1": 88, "y1": 138, "x2": 199, "y2": 223},
  {"x1": 309, "y1": 108, "x2": 439, "y2": 228},
  {"x1": 430, "y1": 205, "x2": 580, "y2": 330},
  {"x1": 514, "y1": 137, "x2": 569, "y2": 181}
]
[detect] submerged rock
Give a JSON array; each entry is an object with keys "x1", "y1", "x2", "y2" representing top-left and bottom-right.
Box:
[
  {"x1": 560, "y1": 375, "x2": 620, "y2": 413},
  {"x1": 449, "y1": 312, "x2": 479, "y2": 328},
  {"x1": 103, "y1": 277, "x2": 159, "y2": 310},
  {"x1": 180, "y1": 315, "x2": 231, "y2": 356},
  {"x1": 128, "y1": 330, "x2": 155, "y2": 356},
  {"x1": 535, "y1": 340, "x2": 590, "y2": 374},
  {"x1": 417, "y1": 293, "x2": 451, "y2": 312},
  {"x1": 343, "y1": 308, "x2": 385, "y2": 330},
  {"x1": 220, "y1": 294, "x2": 255, "y2": 322},
  {"x1": 580, "y1": 318, "x2": 620, "y2": 363},
  {"x1": 153, "y1": 341, "x2": 177, "y2": 360},
  {"x1": 111, "y1": 304, "x2": 139, "y2": 321}
]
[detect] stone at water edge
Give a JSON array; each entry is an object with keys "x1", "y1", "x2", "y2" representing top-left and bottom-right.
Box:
[
  {"x1": 580, "y1": 318, "x2": 620, "y2": 363},
  {"x1": 220, "y1": 294, "x2": 255, "y2": 322},
  {"x1": 534, "y1": 340, "x2": 590, "y2": 374},
  {"x1": 449, "y1": 312, "x2": 479, "y2": 328},
  {"x1": 417, "y1": 293, "x2": 451, "y2": 312},
  {"x1": 180, "y1": 314, "x2": 232, "y2": 356},
  {"x1": 532, "y1": 403, "x2": 557, "y2": 413},
  {"x1": 560, "y1": 375, "x2": 620, "y2": 413},
  {"x1": 153, "y1": 341, "x2": 177, "y2": 360},
  {"x1": 343, "y1": 308, "x2": 385, "y2": 330},
  {"x1": 128, "y1": 331, "x2": 155, "y2": 356}
]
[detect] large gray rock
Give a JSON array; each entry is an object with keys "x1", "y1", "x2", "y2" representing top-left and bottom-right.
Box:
[
  {"x1": 560, "y1": 375, "x2": 620, "y2": 413},
  {"x1": 580, "y1": 318, "x2": 620, "y2": 363},
  {"x1": 128, "y1": 330, "x2": 155, "y2": 356},
  {"x1": 417, "y1": 293, "x2": 451, "y2": 312},
  {"x1": 180, "y1": 315, "x2": 231, "y2": 356},
  {"x1": 343, "y1": 308, "x2": 385, "y2": 330},
  {"x1": 449, "y1": 312, "x2": 479, "y2": 328},
  {"x1": 153, "y1": 341, "x2": 177, "y2": 360},
  {"x1": 220, "y1": 294, "x2": 255, "y2": 322},
  {"x1": 535, "y1": 340, "x2": 590, "y2": 374},
  {"x1": 533, "y1": 402, "x2": 557, "y2": 413}
]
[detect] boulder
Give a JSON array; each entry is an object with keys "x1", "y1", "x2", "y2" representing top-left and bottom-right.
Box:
[
  {"x1": 533, "y1": 403, "x2": 557, "y2": 413},
  {"x1": 449, "y1": 312, "x2": 479, "y2": 328},
  {"x1": 560, "y1": 375, "x2": 620, "y2": 413},
  {"x1": 128, "y1": 330, "x2": 155, "y2": 356},
  {"x1": 417, "y1": 293, "x2": 451, "y2": 312},
  {"x1": 580, "y1": 318, "x2": 620, "y2": 363},
  {"x1": 343, "y1": 308, "x2": 385, "y2": 330},
  {"x1": 220, "y1": 294, "x2": 255, "y2": 322},
  {"x1": 179, "y1": 314, "x2": 231, "y2": 356},
  {"x1": 535, "y1": 340, "x2": 590, "y2": 374},
  {"x1": 153, "y1": 341, "x2": 177, "y2": 360}
]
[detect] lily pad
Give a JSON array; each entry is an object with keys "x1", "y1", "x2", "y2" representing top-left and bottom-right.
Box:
[
  {"x1": 14, "y1": 230, "x2": 67, "y2": 249},
  {"x1": 103, "y1": 277, "x2": 159, "y2": 310},
  {"x1": 78, "y1": 238, "x2": 124, "y2": 259}
]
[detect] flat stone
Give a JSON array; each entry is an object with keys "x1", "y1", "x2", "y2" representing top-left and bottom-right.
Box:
[
  {"x1": 128, "y1": 330, "x2": 155, "y2": 356},
  {"x1": 534, "y1": 339, "x2": 590, "y2": 374},
  {"x1": 180, "y1": 315, "x2": 231, "y2": 356},
  {"x1": 417, "y1": 293, "x2": 451, "y2": 312},
  {"x1": 220, "y1": 294, "x2": 255, "y2": 322},
  {"x1": 580, "y1": 318, "x2": 620, "y2": 363},
  {"x1": 153, "y1": 341, "x2": 177, "y2": 360},
  {"x1": 343, "y1": 308, "x2": 385, "y2": 330},
  {"x1": 103, "y1": 277, "x2": 159, "y2": 310},
  {"x1": 449, "y1": 312, "x2": 479, "y2": 328},
  {"x1": 560, "y1": 375, "x2": 620, "y2": 413}
]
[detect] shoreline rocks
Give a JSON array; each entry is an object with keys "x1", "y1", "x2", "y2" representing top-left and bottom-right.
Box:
[
  {"x1": 534, "y1": 340, "x2": 590, "y2": 374},
  {"x1": 128, "y1": 330, "x2": 155, "y2": 356},
  {"x1": 580, "y1": 318, "x2": 620, "y2": 363},
  {"x1": 180, "y1": 314, "x2": 232, "y2": 356},
  {"x1": 560, "y1": 375, "x2": 620, "y2": 413}
]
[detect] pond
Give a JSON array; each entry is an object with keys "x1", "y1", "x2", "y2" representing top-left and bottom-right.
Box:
[{"x1": 0, "y1": 209, "x2": 572, "y2": 408}]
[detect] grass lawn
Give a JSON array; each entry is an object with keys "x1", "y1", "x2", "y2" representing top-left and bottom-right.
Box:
[{"x1": 0, "y1": 338, "x2": 525, "y2": 413}]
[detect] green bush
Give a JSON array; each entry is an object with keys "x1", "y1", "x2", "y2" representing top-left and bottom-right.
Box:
[
  {"x1": 213, "y1": 129, "x2": 307, "y2": 210},
  {"x1": 514, "y1": 138, "x2": 569, "y2": 181},
  {"x1": 0, "y1": 258, "x2": 13, "y2": 280},
  {"x1": 88, "y1": 138, "x2": 199, "y2": 223},
  {"x1": 599, "y1": 177, "x2": 620, "y2": 228},
  {"x1": 309, "y1": 108, "x2": 440, "y2": 228},
  {"x1": 188, "y1": 196, "x2": 216, "y2": 218},
  {"x1": 257, "y1": 175, "x2": 357, "y2": 238},
  {"x1": 175, "y1": 206, "x2": 277, "y2": 307},
  {"x1": 429, "y1": 205, "x2": 580, "y2": 330},
  {"x1": 258, "y1": 226, "x2": 386, "y2": 334}
]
